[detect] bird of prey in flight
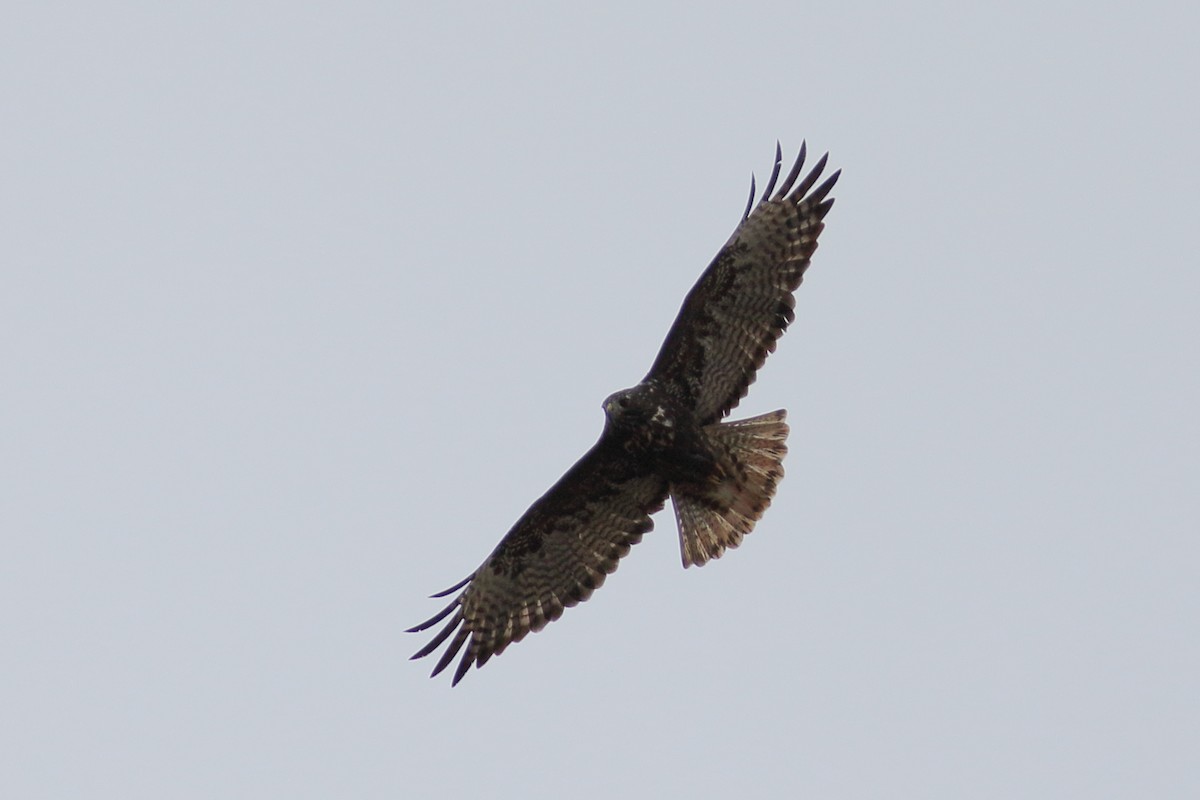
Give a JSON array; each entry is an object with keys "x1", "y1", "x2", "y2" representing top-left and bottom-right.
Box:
[{"x1": 409, "y1": 143, "x2": 839, "y2": 685}]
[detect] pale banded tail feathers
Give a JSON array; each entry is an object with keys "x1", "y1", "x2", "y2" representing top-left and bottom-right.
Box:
[{"x1": 670, "y1": 410, "x2": 789, "y2": 568}]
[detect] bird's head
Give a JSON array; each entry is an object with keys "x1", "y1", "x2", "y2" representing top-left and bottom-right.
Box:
[
  {"x1": 602, "y1": 387, "x2": 640, "y2": 425},
  {"x1": 602, "y1": 383, "x2": 675, "y2": 434}
]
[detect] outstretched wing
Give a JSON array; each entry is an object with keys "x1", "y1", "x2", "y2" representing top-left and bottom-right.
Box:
[
  {"x1": 407, "y1": 440, "x2": 668, "y2": 685},
  {"x1": 646, "y1": 143, "x2": 840, "y2": 424}
]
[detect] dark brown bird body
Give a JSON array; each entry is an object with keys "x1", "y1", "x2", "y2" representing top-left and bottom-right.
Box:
[{"x1": 602, "y1": 381, "x2": 714, "y2": 483}]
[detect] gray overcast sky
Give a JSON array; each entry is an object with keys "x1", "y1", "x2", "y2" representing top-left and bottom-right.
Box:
[{"x1": 3, "y1": 2, "x2": 1197, "y2": 797}]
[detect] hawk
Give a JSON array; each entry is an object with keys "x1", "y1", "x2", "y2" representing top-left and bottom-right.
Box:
[{"x1": 409, "y1": 143, "x2": 839, "y2": 685}]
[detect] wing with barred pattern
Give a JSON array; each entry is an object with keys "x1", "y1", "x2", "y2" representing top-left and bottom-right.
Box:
[
  {"x1": 646, "y1": 143, "x2": 839, "y2": 423},
  {"x1": 408, "y1": 439, "x2": 667, "y2": 685}
]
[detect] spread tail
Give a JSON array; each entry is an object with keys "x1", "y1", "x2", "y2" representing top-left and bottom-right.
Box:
[{"x1": 671, "y1": 410, "x2": 789, "y2": 568}]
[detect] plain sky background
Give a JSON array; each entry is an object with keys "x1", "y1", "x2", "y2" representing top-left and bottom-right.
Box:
[{"x1": 3, "y1": 2, "x2": 1197, "y2": 797}]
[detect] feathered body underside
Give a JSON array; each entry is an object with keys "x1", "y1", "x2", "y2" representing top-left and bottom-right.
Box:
[{"x1": 409, "y1": 143, "x2": 839, "y2": 685}]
